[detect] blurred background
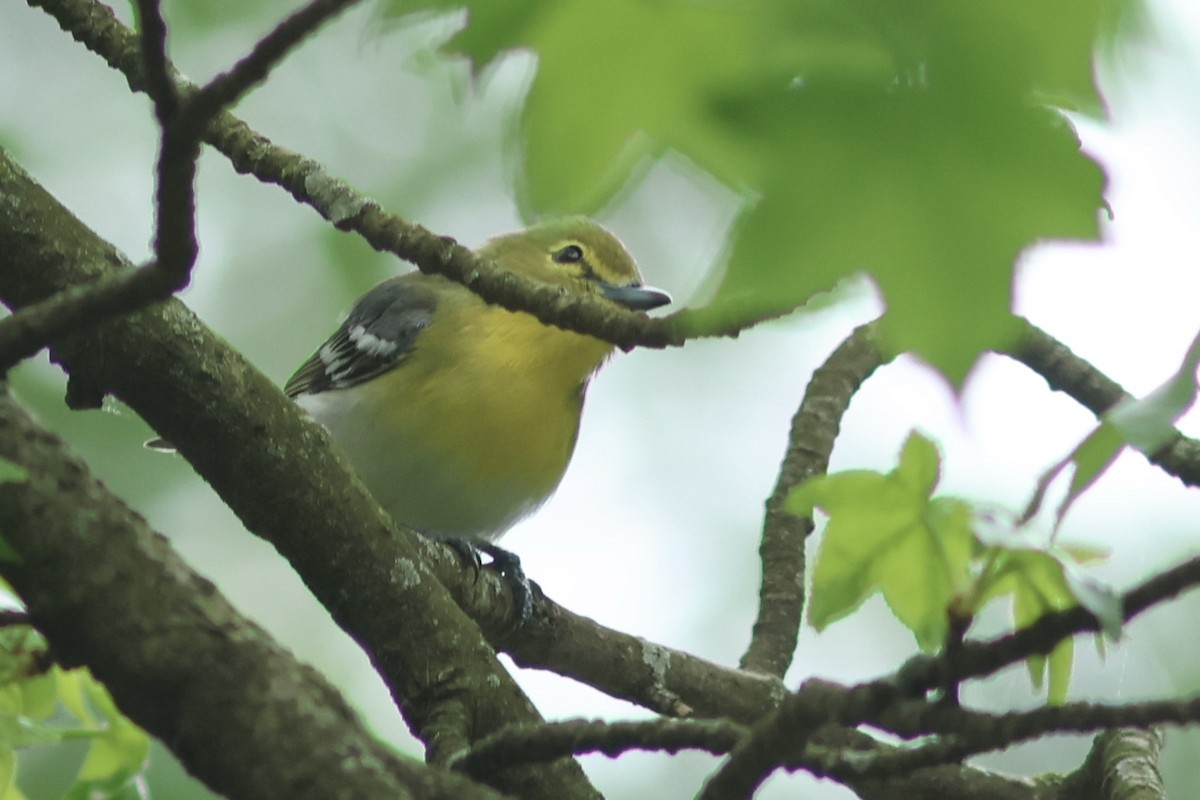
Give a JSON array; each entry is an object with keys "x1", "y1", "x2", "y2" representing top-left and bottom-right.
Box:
[{"x1": 2, "y1": 0, "x2": 1199, "y2": 796}]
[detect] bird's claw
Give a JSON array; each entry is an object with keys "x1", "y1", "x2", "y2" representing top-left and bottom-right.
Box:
[{"x1": 420, "y1": 531, "x2": 533, "y2": 633}]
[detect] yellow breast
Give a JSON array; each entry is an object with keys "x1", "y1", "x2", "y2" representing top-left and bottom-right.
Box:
[{"x1": 304, "y1": 298, "x2": 613, "y2": 539}]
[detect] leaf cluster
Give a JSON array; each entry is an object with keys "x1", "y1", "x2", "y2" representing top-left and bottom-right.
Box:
[
  {"x1": 389, "y1": 0, "x2": 1129, "y2": 382},
  {"x1": 0, "y1": 615, "x2": 148, "y2": 800}
]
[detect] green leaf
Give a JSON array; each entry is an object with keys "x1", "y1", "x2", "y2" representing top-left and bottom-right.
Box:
[
  {"x1": 0, "y1": 710, "x2": 62, "y2": 749},
  {"x1": 54, "y1": 669, "x2": 96, "y2": 726},
  {"x1": 0, "y1": 685, "x2": 61, "y2": 749},
  {"x1": 74, "y1": 678, "x2": 149, "y2": 789},
  {"x1": 1027, "y1": 638, "x2": 1074, "y2": 705},
  {"x1": 711, "y1": 89, "x2": 1098, "y2": 384},
  {"x1": 18, "y1": 671, "x2": 57, "y2": 721},
  {"x1": 976, "y1": 538, "x2": 1116, "y2": 701},
  {"x1": 1060, "y1": 422, "x2": 1126, "y2": 518},
  {"x1": 0, "y1": 627, "x2": 46, "y2": 690},
  {"x1": 895, "y1": 432, "x2": 941, "y2": 496},
  {"x1": 0, "y1": 749, "x2": 23, "y2": 800},
  {"x1": 1047, "y1": 638, "x2": 1074, "y2": 705},
  {"x1": 1062, "y1": 562, "x2": 1123, "y2": 640},
  {"x1": 377, "y1": 1, "x2": 1131, "y2": 381},
  {"x1": 377, "y1": 1, "x2": 1136, "y2": 381},
  {"x1": 1107, "y1": 328, "x2": 1200, "y2": 452},
  {"x1": 796, "y1": 432, "x2": 974, "y2": 650}
]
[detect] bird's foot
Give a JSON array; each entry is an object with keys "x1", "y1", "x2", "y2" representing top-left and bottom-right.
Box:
[
  {"x1": 419, "y1": 531, "x2": 533, "y2": 633},
  {"x1": 477, "y1": 542, "x2": 534, "y2": 630}
]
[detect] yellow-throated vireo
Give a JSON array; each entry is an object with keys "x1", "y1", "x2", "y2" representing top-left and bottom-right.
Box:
[{"x1": 283, "y1": 217, "x2": 670, "y2": 614}]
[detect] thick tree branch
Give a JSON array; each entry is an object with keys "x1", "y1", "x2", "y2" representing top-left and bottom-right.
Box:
[
  {"x1": 1055, "y1": 728, "x2": 1166, "y2": 800},
  {"x1": 0, "y1": 148, "x2": 597, "y2": 800},
  {"x1": 0, "y1": 386, "x2": 505, "y2": 800},
  {"x1": 503, "y1": 582, "x2": 788, "y2": 721},
  {"x1": 740, "y1": 323, "x2": 889, "y2": 677}
]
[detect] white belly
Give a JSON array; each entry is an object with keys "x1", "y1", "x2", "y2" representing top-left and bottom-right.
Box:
[{"x1": 295, "y1": 389, "x2": 552, "y2": 541}]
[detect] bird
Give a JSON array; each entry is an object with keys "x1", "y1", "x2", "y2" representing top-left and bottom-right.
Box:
[{"x1": 283, "y1": 216, "x2": 671, "y2": 618}]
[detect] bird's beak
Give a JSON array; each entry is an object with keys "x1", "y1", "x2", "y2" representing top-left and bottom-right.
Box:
[{"x1": 601, "y1": 282, "x2": 672, "y2": 311}]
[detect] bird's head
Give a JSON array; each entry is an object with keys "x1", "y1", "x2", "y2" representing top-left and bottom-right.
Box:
[{"x1": 478, "y1": 217, "x2": 671, "y2": 312}]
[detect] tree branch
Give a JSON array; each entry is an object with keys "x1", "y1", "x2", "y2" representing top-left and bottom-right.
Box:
[
  {"x1": 0, "y1": 267, "x2": 172, "y2": 370},
  {"x1": 502, "y1": 582, "x2": 788, "y2": 721},
  {"x1": 188, "y1": 0, "x2": 361, "y2": 121},
  {"x1": 24, "y1": 0, "x2": 699, "y2": 351},
  {"x1": 1007, "y1": 319, "x2": 1200, "y2": 488},
  {"x1": 456, "y1": 717, "x2": 748, "y2": 780},
  {"x1": 880, "y1": 697, "x2": 1200, "y2": 744},
  {"x1": 151, "y1": 0, "x2": 361, "y2": 280},
  {"x1": 694, "y1": 548, "x2": 1200, "y2": 797},
  {"x1": 0, "y1": 0, "x2": 362, "y2": 375},
  {"x1": 740, "y1": 322, "x2": 889, "y2": 676},
  {"x1": 0, "y1": 385, "x2": 504, "y2": 800},
  {"x1": 840, "y1": 698, "x2": 1191, "y2": 783},
  {"x1": 129, "y1": 0, "x2": 175, "y2": 118},
  {"x1": 894, "y1": 553, "x2": 1200, "y2": 697},
  {"x1": 1054, "y1": 728, "x2": 1166, "y2": 800}
]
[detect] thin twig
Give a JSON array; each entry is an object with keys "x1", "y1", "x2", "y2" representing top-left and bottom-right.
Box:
[
  {"x1": 465, "y1": 675, "x2": 1197, "y2": 787},
  {"x1": 188, "y1": 0, "x2": 361, "y2": 124},
  {"x1": 150, "y1": 0, "x2": 362, "y2": 278},
  {"x1": 797, "y1": 736, "x2": 974, "y2": 782},
  {"x1": 816, "y1": 708, "x2": 1171, "y2": 785},
  {"x1": 0, "y1": 0, "x2": 364, "y2": 373},
  {"x1": 455, "y1": 717, "x2": 748, "y2": 779},
  {"x1": 0, "y1": 609, "x2": 31, "y2": 627},
  {"x1": 152, "y1": 0, "x2": 365, "y2": 289},
  {"x1": 702, "y1": 553, "x2": 1200, "y2": 795},
  {"x1": 24, "y1": 0, "x2": 726, "y2": 352},
  {"x1": 894, "y1": 553, "x2": 1200, "y2": 698},
  {"x1": 740, "y1": 323, "x2": 888, "y2": 677},
  {"x1": 130, "y1": 0, "x2": 176, "y2": 118},
  {"x1": 698, "y1": 678, "x2": 898, "y2": 800},
  {"x1": 876, "y1": 695, "x2": 1199, "y2": 753},
  {"x1": 1005, "y1": 319, "x2": 1200, "y2": 488},
  {"x1": 0, "y1": 265, "x2": 172, "y2": 370}
]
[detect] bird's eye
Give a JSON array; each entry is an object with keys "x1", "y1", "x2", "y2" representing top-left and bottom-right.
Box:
[{"x1": 553, "y1": 244, "x2": 584, "y2": 264}]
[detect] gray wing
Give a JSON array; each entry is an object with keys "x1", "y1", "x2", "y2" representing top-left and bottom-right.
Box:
[{"x1": 284, "y1": 278, "x2": 438, "y2": 397}]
